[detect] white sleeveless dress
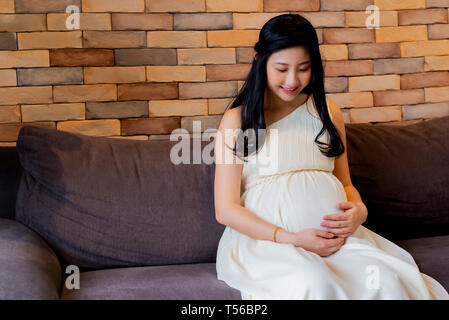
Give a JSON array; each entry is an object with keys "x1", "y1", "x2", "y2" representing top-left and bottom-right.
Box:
[{"x1": 215, "y1": 95, "x2": 449, "y2": 300}]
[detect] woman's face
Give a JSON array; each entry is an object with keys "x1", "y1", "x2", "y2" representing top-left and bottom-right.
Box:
[{"x1": 264, "y1": 46, "x2": 312, "y2": 107}]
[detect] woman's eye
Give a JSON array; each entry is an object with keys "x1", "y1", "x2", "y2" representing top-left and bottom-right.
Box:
[{"x1": 277, "y1": 69, "x2": 309, "y2": 73}]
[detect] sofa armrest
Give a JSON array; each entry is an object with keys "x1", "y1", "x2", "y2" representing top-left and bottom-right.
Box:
[{"x1": 0, "y1": 218, "x2": 62, "y2": 299}]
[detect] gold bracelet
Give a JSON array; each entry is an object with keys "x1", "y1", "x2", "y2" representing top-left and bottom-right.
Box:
[{"x1": 273, "y1": 226, "x2": 281, "y2": 243}]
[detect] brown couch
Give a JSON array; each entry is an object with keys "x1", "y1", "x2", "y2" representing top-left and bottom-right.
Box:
[{"x1": 0, "y1": 115, "x2": 448, "y2": 299}]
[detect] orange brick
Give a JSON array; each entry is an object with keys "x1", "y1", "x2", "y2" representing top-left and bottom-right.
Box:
[
  {"x1": 208, "y1": 30, "x2": 259, "y2": 47},
  {"x1": 374, "y1": 0, "x2": 426, "y2": 10},
  {"x1": 22, "y1": 103, "x2": 85, "y2": 122},
  {"x1": 208, "y1": 98, "x2": 233, "y2": 114},
  {"x1": 175, "y1": 13, "x2": 231, "y2": 30},
  {"x1": 424, "y1": 55, "x2": 449, "y2": 71},
  {"x1": 179, "y1": 81, "x2": 237, "y2": 99},
  {"x1": 18, "y1": 31, "x2": 82, "y2": 49},
  {"x1": 0, "y1": 14, "x2": 46, "y2": 31},
  {"x1": 264, "y1": 0, "x2": 319, "y2": 12},
  {"x1": 323, "y1": 28, "x2": 374, "y2": 44},
  {"x1": 53, "y1": 84, "x2": 117, "y2": 103},
  {"x1": 375, "y1": 26, "x2": 427, "y2": 43},
  {"x1": 319, "y1": 45, "x2": 348, "y2": 61},
  {"x1": 147, "y1": 31, "x2": 206, "y2": 48},
  {"x1": 236, "y1": 47, "x2": 255, "y2": 63},
  {"x1": 403, "y1": 102, "x2": 449, "y2": 120},
  {"x1": 401, "y1": 40, "x2": 449, "y2": 57},
  {"x1": 345, "y1": 11, "x2": 398, "y2": 27},
  {"x1": 0, "y1": 106, "x2": 21, "y2": 124},
  {"x1": 145, "y1": 0, "x2": 205, "y2": 12},
  {"x1": 326, "y1": 92, "x2": 374, "y2": 108},
  {"x1": 0, "y1": 86, "x2": 52, "y2": 106},
  {"x1": 428, "y1": 24, "x2": 449, "y2": 40},
  {"x1": 427, "y1": 0, "x2": 449, "y2": 8},
  {"x1": 14, "y1": 0, "x2": 80, "y2": 13},
  {"x1": 0, "y1": 0, "x2": 14, "y2": 13},
  {"x1": 118, "y1": 83, "x2": 178, "y2": 101},
  {"x1": 398, "y1": 8, "x2": 447, "y2": 25},
  {"x1": 47, "y1": 13, "x2": 111, "y2": 31},
  {"x1": 206, "y1": 64, "x2": 251, "y2": 81},
  {"x1": 148, "y1": 100, "x2": 207, "y2": 117},
  {"x1": 374, "y1": 58, "x2": 424, "y2": 74},
  {"x1": 348, "y1": 43, "x2": 400, "y2": 59},
  {"x1": 324, "y1": 60, "x2": 373, "y2": 77},
  {"x1": 321, "y1": 0, "x2": 372, "y2": 11},
  {"x1": 0, "y1": 122, "x2": 55, "y2": 142},
  {"x1": 350, "y1": 106, "x2": 402, "y2": 123},
  {"x1": 349, "y1": 75, "x2": 400, "y2": 92},
  {"x1": 84, "y1": 67, "x2": 146, "y2": 84},
  {"x1": 207, "y1": 0, "x2": 262, "y2": 12},
  {"x1": 0, "y1": 69, "x2": 16, "y2": 86},
  {"x1": 401, "y1": 72, "x2": 449, "y2": 89},
  {"x1": 57, "y1": 119, "x2": 120, "y2": 137},
  {"x1": 0, "y1": 50, "x2": 49, "y2": 68},
  {"x1": 297, "y1": 11, "x2": 345, "y2": 28},
  {"x1": 83, "y1": 0, "x2": 144, "y2": 12},
  {"x1": 233, "y1": 12, "x2": 284, "y2": 29},
  {"x1": 112, "y1": 13, "x2": 172, "y2": 30},
  {"x1": 84, "y1": 31, "x2": 146, "y2": 48},
  {"x1": 178, "y1": 48, "x2": 235, "y2": 65},
  {"x1": 373, "y1": 89, "x2": 424, "y2": 106},
  {"x1": 121, "y1": 117, "x2": 180, "y2": 135},
  {"x1": 146, "y1": 66, "x2": 205, "y2": 82},
  {"x1": 425, "y1": 86, "x2": 449, "y2": 102},
  {"x1": 325, "y1": 77, "x2": 348, "y2": 93}
]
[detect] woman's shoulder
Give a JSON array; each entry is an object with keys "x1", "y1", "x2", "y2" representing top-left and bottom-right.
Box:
[{"x1": 219, "y1": 106, "x2": 242, "y2": 132}]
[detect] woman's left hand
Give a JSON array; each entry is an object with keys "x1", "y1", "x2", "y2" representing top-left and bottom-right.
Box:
[{"x1": 320, "y1": 201, "x2": 368, "y2": 238}]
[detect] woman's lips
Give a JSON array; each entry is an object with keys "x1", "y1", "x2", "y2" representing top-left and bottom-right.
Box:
[{"x1": 281, "y1": 87, "x2": 298, "y2": 94}]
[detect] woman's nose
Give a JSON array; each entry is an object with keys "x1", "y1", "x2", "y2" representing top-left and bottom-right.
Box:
[{"x1": 285, "y1": 71, "x2": 299, "y2": 88}]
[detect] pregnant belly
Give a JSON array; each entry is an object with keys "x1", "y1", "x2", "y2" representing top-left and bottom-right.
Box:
[{"x1": 241, "y1": 170, "x2": 347, "y2": 233}]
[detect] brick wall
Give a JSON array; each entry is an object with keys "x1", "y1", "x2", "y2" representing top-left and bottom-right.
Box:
[{"x1": 1, "y1": 0, "x2": 449, "y2": 146}]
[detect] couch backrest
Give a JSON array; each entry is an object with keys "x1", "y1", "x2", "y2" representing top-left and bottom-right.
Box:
[
  {"x1": 11, "y1": 115, "x2": 449, "y2": 271},
  {"x1": 345, "y1": 115, "x2": 449, "y2": 241},
  {"x1": 15, "y1": 126, "x2": 223, "y2": 271}
]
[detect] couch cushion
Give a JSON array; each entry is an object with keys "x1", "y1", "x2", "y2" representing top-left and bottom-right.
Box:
[
  {"x1": 60, "y1": 263, "x2": 241, "y2": 300},
  {"x1": 15, "y1": 126, "x2": 224, "y2": 271},
  {"x1": 345, "y1": 116, "x2": 449, "y2": 241},
  {"x1": 0, "y1": 219, "x2": 61, "y2": 299},
  {"x1": 394, "y1": 235, "x2": 449, "y2": 292}
]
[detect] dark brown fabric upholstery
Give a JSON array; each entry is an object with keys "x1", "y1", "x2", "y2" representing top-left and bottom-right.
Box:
[
  {"x1": 60, "y1": 263, "x2": 241, "y2": 300},
  {"x1": 15, "y1": 126, "x2": 223, "y2": 271},
  {"x1": 345, "y1": 116, "x2": 449, "y2": 241},
  {"x1": 0, "y1": 219, "x2": 61, "y2": 299}
]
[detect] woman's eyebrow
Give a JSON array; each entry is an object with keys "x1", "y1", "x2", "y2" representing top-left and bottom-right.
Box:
[{"x1": 274, "y1": 61, "x2": 311, "y2": 66}]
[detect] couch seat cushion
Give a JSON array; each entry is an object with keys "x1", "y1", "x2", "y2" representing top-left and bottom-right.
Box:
[
  {"x1": 60, "y1": 263, "x2": 241, "y2": 300},
  {"x1": 394, "y1": 235, "x2": 449, "y2": 292}
]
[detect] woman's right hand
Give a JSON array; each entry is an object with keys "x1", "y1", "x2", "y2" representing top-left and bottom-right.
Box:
[{"x1": 289, "y1": 228, "x2": 346, "y2": 257}]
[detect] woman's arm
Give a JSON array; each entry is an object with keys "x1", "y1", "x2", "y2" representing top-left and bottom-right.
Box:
[
  {"x1": 214, "y1": 107, "x2": 293, "y2": 244},
  {"x1": 322, "y1": 99, "x2": 368, "y2": 236}
]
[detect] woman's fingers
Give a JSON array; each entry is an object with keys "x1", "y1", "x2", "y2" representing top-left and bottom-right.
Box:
[
  {"x1": 320, "y1": 219, "x2": 349, "y2": 229},
  {"x1": 316, "y1": 229, "x2": 336, "y2": 239},
  {"x1": 326, "y1": 226, "x2": 351, "y2": 235}
]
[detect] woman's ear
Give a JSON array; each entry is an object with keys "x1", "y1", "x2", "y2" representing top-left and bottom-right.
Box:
[{"x1": 254, "y1": 53, "x2": 258, "y2": 60}]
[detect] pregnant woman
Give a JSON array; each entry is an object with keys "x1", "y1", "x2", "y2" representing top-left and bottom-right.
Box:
[{"x1": 213, "y1": 13, "x2": 449, "y2": 300}]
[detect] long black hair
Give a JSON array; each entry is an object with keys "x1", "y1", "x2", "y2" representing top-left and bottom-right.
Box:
[{"x1": 227, "y1": 13, "x2": 344, "y2": 161}]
